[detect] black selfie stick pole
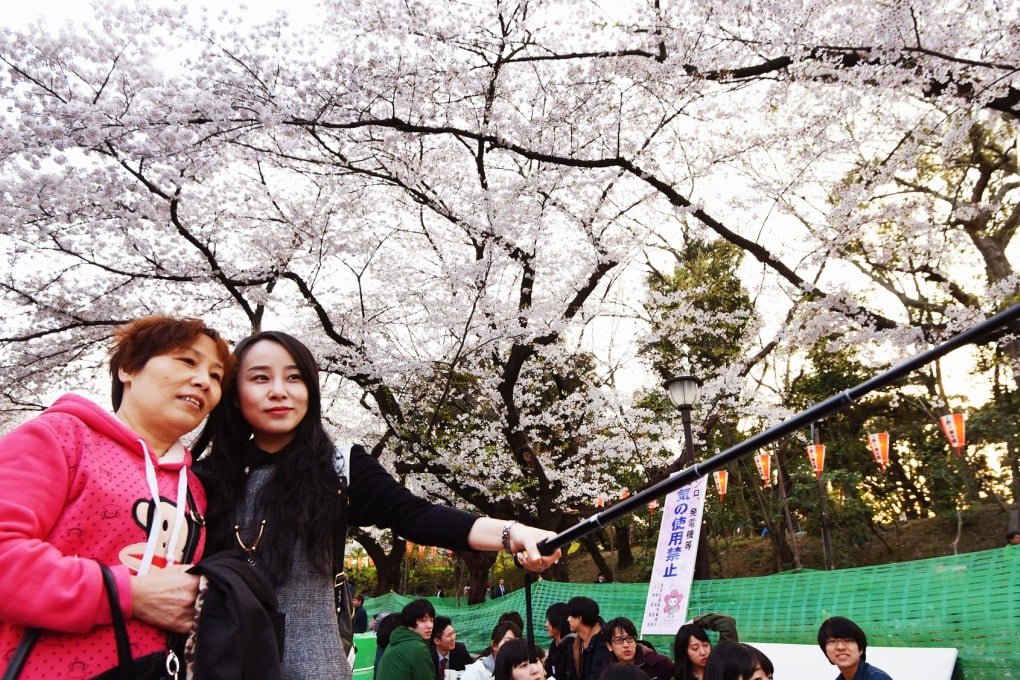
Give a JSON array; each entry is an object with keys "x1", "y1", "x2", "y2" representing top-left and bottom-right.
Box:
[{"x1": 536, "y1": 303, "x2": 1020, "y2": 557}]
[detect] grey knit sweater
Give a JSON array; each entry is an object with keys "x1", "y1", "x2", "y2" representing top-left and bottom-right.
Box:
[{"x1": 232, "y1": 445, "x2": 478, "y2": 679}]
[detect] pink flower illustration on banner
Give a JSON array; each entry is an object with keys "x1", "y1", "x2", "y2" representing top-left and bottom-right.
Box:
[{"x1": 663, "y1": 589, "x2": 684, "y2": 614}]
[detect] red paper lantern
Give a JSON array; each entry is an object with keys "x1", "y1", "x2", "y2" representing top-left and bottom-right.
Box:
[
  {"x1": 939, "y1": 413, "x2": 966, "y2": 457},
  {"x1": 867, "y1": 432, "x2": 890, "y2": 472},
  {"x1": 754, "y1": 452, "x2": 771, "y2": 485},
  {"x1": 806, "y1": 443, "x2": 825, "y2": 479},
  {"x1": 713, "y1": 470, "x2": 729, "y2": 502}
]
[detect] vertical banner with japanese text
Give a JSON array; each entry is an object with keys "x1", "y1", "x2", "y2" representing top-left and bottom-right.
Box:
[{"x1": 640, "y1": 476, "x2": 707, "y2": 634}]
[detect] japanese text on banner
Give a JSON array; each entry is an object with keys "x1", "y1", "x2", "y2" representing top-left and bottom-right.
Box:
[{"x1": 640, "y1": 476, "x2": 706, "y2": 635}]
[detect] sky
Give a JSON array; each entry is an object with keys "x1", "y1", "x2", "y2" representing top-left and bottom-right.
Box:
[{"x1": 5, "y1": 0, "x2": 326, "y2": 29}]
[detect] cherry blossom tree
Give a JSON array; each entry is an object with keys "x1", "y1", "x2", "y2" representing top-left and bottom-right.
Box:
[{"x1": 1, "y1": 0, "x2": 1018, "y2": 581}]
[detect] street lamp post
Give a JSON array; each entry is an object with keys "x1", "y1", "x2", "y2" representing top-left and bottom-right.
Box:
[
  {"x1": 663, "y1": 375, "x2": 702, "y2": 467},
  {"x1": 662, "y1": 375, "x2": 711, "y2": 579}
]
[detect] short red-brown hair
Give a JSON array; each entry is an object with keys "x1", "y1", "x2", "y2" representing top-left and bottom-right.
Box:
[{"x1": 109, "y1": 316, "x2": 233, "y2": 409}]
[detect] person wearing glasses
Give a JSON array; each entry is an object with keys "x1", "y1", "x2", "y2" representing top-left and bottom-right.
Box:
[
  {"x1": 817, "y1": 617, "x2": 892, "y2": 680},
  {"x1": 600, "y1": 617, "x2": 674, "y2": 680}
]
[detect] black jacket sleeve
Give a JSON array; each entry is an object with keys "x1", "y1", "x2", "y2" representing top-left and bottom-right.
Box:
[{"x1": 346, "y1": 444, "x2": 478, "y2": 551}]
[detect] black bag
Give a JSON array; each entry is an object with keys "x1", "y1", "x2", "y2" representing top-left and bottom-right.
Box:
[
  {"x1": 2, "y1": 563, "x2": 179, "y2": 680},
  {"x1": 333, "y1": 570, "x2": 355, "y2": 656},
  {"x1": 332, "y1": 444, "x2": 356, "y2": 656}
]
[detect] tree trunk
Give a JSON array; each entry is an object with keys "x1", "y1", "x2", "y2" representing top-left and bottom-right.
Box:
[
  {"x1": 693, "y1": 528, "x2": 713, "y2": 580},
  {"x1": 456, "y1": 549, "x2": 498, "y2": 604},
  {"x1": 616, "y1": 524, "x2": 634, "y2": 569},
  {"x1": 763, "y1": 517, "x2": 795, "y2": 571},
  {"x1": 349, "y1": 528, "x2": 405, "y2": 596},
  {"x1": 547, "y1": 557, "x2": 572, "y2": 582},
  {"x1": 1007, "y1": 437, "x2": 1020, "y2": 532},
  {"x1": 581, "y1": 534, "x2": 613, "y2": 580}
]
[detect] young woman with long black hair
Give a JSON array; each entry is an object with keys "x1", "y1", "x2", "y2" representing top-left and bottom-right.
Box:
[
  {"x1": 194, "y1": 331, "x2": 559, "y2": 679},
  {"x1": 672, "y1": 614, "x2": 739, "y2": 680}
]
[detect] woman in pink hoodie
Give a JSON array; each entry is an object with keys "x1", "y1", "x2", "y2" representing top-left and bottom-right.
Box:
[{"x1": 0, "y1": 316, "x2": 232, "y2": 679}]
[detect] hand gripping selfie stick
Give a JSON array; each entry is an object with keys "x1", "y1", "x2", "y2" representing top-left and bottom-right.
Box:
[{"x1": 535, "y1": 303, "x2": 1020, "y2": 557}]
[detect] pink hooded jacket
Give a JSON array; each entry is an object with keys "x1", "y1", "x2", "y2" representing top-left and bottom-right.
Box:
[{"x1": 0, "y1": 394, "x2": 207, "y2": 678}]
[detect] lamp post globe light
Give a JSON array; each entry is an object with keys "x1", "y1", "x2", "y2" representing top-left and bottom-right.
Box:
[
  {"x1": 662, "y1": 374, "x2": 711, "y2": 579},
  {"x1": 663, "y1": 375, "x2": 702, "y2": 467}
]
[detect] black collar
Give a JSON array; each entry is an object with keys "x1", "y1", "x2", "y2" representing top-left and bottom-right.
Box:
[{"x1": 242, "y1": 439, "x2": 298, "y2": 472}]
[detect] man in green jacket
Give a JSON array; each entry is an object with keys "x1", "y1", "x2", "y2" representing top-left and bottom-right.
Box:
[{"x1": 377, "y1": 599, "x2": 437, "y2": 680}]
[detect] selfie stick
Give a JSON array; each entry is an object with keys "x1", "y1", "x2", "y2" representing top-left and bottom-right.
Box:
[{"x1": 536, "y1": 303, "x2": 1020, "y2": 557}]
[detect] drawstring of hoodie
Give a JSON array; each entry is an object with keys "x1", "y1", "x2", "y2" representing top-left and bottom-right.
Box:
[{"x1": 137, "y1": 438, "x2": 189, "y2": 576}]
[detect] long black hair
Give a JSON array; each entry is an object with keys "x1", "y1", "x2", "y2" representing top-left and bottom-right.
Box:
[
  {"x1": 193, "y1": 331, "x2": 343, "y2": 585},
  {"x1": 703, "y1": 642, "x2": 773, "y2": 680},
  {"x1": 493, "y1": 638, "x2": 544, "y2": 680},
  {"x1": 672, "y1": 623, "x2": 711, "y2": 680}
]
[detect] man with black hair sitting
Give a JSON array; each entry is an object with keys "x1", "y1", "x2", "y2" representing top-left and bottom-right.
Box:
[
  {"x1": 817, "y1": 616, "x2": 893, "y2": 680},
  {"x1": 544, "y1": 602, "x2": 576, "y2": 680},
  {"x1": 566, "y1": 596, "x2": 612, "y2": 680},
  {"x1": 430, "y1": 615, "x2": 472, "y2": 679},
  {"x1": 601, "y1": 617, "x2": 674, "y2": 680},
  {"x1": 378, "y1": 599, "x2": 437, "y2": 680}
]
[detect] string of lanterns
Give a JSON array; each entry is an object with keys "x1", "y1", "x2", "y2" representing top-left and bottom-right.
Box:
[{"x1": 705, "y1": 412, "x2": 967, "y2": 500}]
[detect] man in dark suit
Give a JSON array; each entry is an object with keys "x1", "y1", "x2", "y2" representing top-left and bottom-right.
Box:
[
  {"x1": 430, "y1": 616, "x2": 471, "y2": 678},
  {"x1": 491, "y1": 578, "x2": 508, "y2": 598}
]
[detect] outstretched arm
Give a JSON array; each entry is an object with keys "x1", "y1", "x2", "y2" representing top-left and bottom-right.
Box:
[{"x1": 467, "y1": 518, "x2": 561, "y2": 572}]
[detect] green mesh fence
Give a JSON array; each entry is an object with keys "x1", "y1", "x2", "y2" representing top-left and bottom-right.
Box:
[{"x1": 364, "y1": 546, "x2": 1020, "y2": 679}]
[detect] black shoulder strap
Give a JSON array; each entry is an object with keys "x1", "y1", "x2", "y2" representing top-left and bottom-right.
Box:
[
  {"x1": 331, "y1": 444, "x2": 352, "y2": 570},
  {"x1": 1, "y1": 629, "x2": 40, "y2": 680},
  {"x1": 4, "y1": 565, "x2": 165, "y2": 680},
  {"x1": 98, "y1": 564, "x2": 136, "y2": 680}
]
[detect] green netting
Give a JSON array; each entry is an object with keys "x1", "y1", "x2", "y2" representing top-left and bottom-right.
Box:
[{"x1": 364, "y1": 546, "x2": 1020, "y2": 679}]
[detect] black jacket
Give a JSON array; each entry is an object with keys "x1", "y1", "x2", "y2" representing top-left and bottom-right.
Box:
[
  {"x1": 573, "y1": 623, "x2": 612, "y2": 680},
  {"x1": 547, "y1": 633, "x2": 577, "y2": 680},
  {"x1": 187, "y1": 550, "x2": 285, "y2": 680},
  {"x1": 431, "y1": 641, "x2": 472, "y2": 677}
]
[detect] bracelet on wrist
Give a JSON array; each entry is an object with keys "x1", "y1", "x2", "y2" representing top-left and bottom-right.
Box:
[{"x1": 501, "y1": 520, "x2": 519, "y2": 553}]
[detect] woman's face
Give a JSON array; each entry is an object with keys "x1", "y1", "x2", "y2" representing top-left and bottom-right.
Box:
[
  {"x1": 237, "y1": 340, "x2": 309, "y2": 452},
  {"x1": 745, "y1": 664, "x2": 770, "y2": 680},
  {"x1": 688, "y1": 637, "x2": 712, "y2": 669},
  {"x1": 117, "y1": 333, "x2": 224, "y2": 452},
  {"x1": 493, "y1": 630, "x2": 517, "y2": 654},
  {"x1": 511, "y1": 660, "x2": 547, "y2": 680}
]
